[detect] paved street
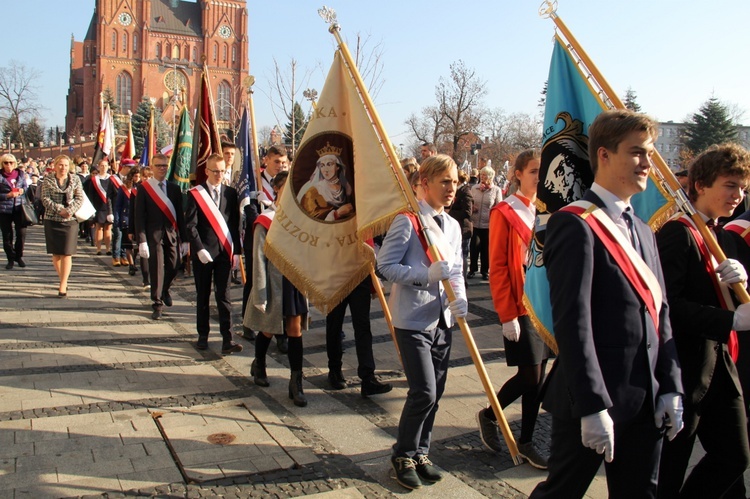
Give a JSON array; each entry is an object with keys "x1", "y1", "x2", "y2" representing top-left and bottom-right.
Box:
[{"x1": 0, "y1": 225, "x2": 627, "y2": 498}]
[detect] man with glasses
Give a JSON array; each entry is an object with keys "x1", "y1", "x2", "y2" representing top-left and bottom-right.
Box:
[
  {"x1": 185, "y1": 153, "x2": 242, "y2": 354},
  {"x1": 134, "y1": 154, "x2": 187, "y2": 320}
]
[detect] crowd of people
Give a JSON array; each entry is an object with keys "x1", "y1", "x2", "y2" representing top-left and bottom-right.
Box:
[{"x1": 5, "y1": 107, "x2": 750, "y2": 496}]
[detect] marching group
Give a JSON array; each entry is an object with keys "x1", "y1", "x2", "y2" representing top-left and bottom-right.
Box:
[{"x1": 3, "y1": 108, "x2": 750, "y2": 497}]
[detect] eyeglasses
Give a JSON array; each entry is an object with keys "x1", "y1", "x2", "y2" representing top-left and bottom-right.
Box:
[
  {"x1": 206, "y1": 168, "x2": 226, "y2": 174},
  {"x1": 152, "y1": 164, "x2": 169, "y2": 168},
  {"x1": 2, "y1": 161, "x2": 15, "y2": 165}
]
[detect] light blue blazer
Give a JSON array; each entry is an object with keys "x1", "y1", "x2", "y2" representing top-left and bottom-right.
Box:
[{"x1": 377, "y1": 201, "x2": 467, "y2": 331}]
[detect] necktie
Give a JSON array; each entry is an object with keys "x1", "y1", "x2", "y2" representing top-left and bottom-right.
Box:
[
  {"x1": 433, "y1": 214, "x2": 444, "y2": 232},
  {"x1": 622, "y1": 210, "x2": 640, "y2": 253},
  {"x1": 213, "y1": 187, "x2": 220, "y2": 205},
  {"x1": 159, "y1": 181, "x2": 165, "y2": 193}
]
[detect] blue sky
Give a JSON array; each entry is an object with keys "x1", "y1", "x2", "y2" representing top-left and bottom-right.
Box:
[{"x1": 5, "y1": 0, "x2": 749, "y2": 145}]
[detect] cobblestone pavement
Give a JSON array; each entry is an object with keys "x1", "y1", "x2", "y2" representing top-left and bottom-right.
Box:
[{"x1": 0, "y1": 226, "x2": 611, "y2": 498}]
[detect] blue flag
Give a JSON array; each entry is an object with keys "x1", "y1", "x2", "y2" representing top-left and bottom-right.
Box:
[
  {"x1": 235, "y1": 106, "x2": 256, "y2": 212},
  {"x1": 524, "y1": 36, "x2": 674, "y2": 350}
]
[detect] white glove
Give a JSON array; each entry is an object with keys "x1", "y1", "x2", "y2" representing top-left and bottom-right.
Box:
[
  {"x1": 502, "y1": 319, "x2": 521, "y2": 342},
  {"x1": 654, "y1": 392, "x2": 684, "y2": 441},
  {"x1": 138, "y1": 242, "x2": 150, "y2": 259},
  {"x1": 448, "y1": 297, "x2": 468, "y2": 318},
  {"x1": 197, "y1": 249, "x2": 213, "y2": 264},
  {"x1": 716, "y1": 258, "x2": 747, "y2": 284},
  {"x1": 255, "y1": 302, "x2": 267, "y2": 313},
  {"x1": 180, "y1": 242, "x2": 189, "y2": 258},
  {"x1": 427, "y1": 260, "x2": 451, "y2": 284},
  {"x1": 232, "y1": 255, "x2": 240, "y2": 269},
  {"x1": 733, "y1": 302, "x2": 750, "y2": 330},
  {"x1": 248, "y1": 190, "x2": 260, "y2": 200},
  {"x1": 106, "y1": 214, "x2": 114, "y2": 223},
  {"x1": 581, "y1": 410, "x2": 615, "y2": 463}
]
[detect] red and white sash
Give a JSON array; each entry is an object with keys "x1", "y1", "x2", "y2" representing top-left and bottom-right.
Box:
[
  {"x1": 562, "y1": 200, "x2": 663, "y2": 331},
  {"x1": 675, "y1": 215, "x2": 739, "y2": 362},
  {"x1": 496, "y1": 193, "x2": 534, "y2": 247},
  {"x1": 110, "y1": 174, "x2": 123, "y2": 189},
  {"x1": 190, "y1": 185, "x2": 233, "y2": 258},
  {"x1": 92, "y1": 175, "x2": 108, "y2": 203},
  {"x1": 140, "y1": 178, "x2": 177, "y2": 229},
  {"x1": 255, "y1": 211, "x2": 274, "y2": 231},
  {"x1": 725, "y1": 218, "x2": 750, "y2": 246}
]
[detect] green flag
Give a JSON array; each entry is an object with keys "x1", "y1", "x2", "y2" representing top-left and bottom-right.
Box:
[{"x1": 167, "y1": 106, "x2": 193, "y2": 193}]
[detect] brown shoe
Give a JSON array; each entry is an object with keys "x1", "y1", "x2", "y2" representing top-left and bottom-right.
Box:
[
  {"x1": 120, "y1": 257, "x2": 129, "y2": 266},
  {"x1": 112, "y1": 258, "x2": 121, "y2": 267}
]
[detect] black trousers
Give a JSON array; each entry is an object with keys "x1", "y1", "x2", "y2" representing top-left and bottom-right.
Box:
[
  {"x1": 530, "y1": 403, "x2": 663, "y2": 499},
  {"x1": 325, "y1": 277, "x2": 376, "y2": 380},
  {"x1": 0, "y1": 210, "x2": 26, "y2": 261},
  {"x1": 658, "y1": 364, "x2": 750, "y2": 499},
  {"x1": 148, "y1": 238, "x2": 178, "y2": 310},
  {"x1": 392, "y1": 325, "x2": 452, "y2": 458},
  {"x1": 193, "y1": 252, "x2": 232, "y2": 344},
  {"x1": 469, "y1": 227, "x2": 489, "y2": 275}
]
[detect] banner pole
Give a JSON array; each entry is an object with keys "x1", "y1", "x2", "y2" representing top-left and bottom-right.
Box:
[{"x1": 320, "y1": 6, "x2": 521, "y2": 464}]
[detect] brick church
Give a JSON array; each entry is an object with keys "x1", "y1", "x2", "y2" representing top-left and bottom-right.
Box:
[{"x1": 66, "y1": 0, "x2": 249, "y2": 137}]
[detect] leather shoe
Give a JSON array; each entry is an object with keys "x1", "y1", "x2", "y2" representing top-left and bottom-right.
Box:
[
  {"x1": 361, "y1": 376, "x2": 392, "y2": 398},
  {"x1": 241, "y1": 326, "x2": 256, "y2": 341},
  {"x1": 221, "y1": 342, "x2": 243, "y2": 355},
  {"x1": 276, "y1": 335, "x2": 288, "y2": 353},
  {"x1": 466, "y1": 271, "x2": 475, "y2": 278},
  {"x1": 162, "y1": 292, "x2": 173, "y2": 307},
  {"x1": 151, "y1": 309, "x2": 162, "y2": 320},
  {"x1": 196, "y1": 338, "x2": 208, "y2": 350},
  {"x1": 16, "y1": 258, "x2": 25, "y2": 268},
  {"x1": 5, "y1": 260, "x2": 13, "y2": 270},
  {"x1": 328, "y1": 370, "x2": 346, "y2": 390}
]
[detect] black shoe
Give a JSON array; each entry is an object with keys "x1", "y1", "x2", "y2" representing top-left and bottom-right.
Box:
[
  {"x1": 162, "y1": 292, "x2": 173, "y2": 307},
  {"x1": 196, "y1": 339, "x2": 208, "y2": 350},
  {"x1": 517, "y1": 442, "x2": 548, "y2": 470},
  {"x1": 58, "y1": 291, "x2": 67, "y2": 298},
  {"x1": 361, "y1": 376, "x2": 392, "y2": 398},
  {"x1": 5, "y1": 260, "x2": 13, "y2": 270},
  {"x1": 221, "y1": 342, "x2": 243, "y2": 355},
  {"x1": 251, "y1": 360, "x2": 269, "y2": 387},
  {"x1": 276, "y1": 335, "x2": 288, "y2": 354},
  {"x1": 467, "y1": 271, "x2": 476, "y2": 278},
  {"x1": 240, "y1": 326, "x2": 256, "y2": 341},
  {"x1": 481, "y1": 273, "x2": 488, "y2": 280},
  {"x1": 391, "y1": 456, "x2": 421, "y2": 490},
  {"x1": 414, "y1": 455, "x2": 443, "y2": 483},
  {"x1": 106, "y1": 251, "x2": 112, "y2": 256},
  {"x1": 289, "y1": 370, "x2": 307, "y2": 407},
  {"x1": 16, "y1": 258, "x2": 25, "y2": 268},
  {"x1": 151, "y1": 309, "x2": 162, "y2": 320},
  {"x1": 476, "y1": 409, "x2": 503, "y2": 452},
  {"x1": 128, "y1": 265, "x2": 136, "y2": 276},
  {"x1": 328, "y1": 370, "x2": 346, "y2": 390}
]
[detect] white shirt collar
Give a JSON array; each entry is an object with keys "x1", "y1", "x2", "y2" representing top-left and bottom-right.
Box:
[{"x1": 589, "y1": 182, "x2": 632, "y2": 222}]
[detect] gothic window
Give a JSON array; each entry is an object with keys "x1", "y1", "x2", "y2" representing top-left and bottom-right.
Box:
[
  {"x1": 173, "y1": 44, "x2": 180, "y2": 59},
  {"x1": 156, "y1": 43, "x2": 161, "y2": 58},
  {"x1": 222, "y1": 44, "x2": 227, "y2": 63},
  {"x1": 217, "y1": 80, "x2": 231, "y2": 121},
  {"x1": 122, "y1": 32, "x2": 128, "y2": 53},
  {"x1": 85, "y1": 46, "x2": 90, "y2": 62},
  {"x1": 116, "y1": 72, "x2": 133, "y2": 112},
  {"x1": 232, "y1": 45, "x2": 236, "y2": 63},
  {"x1": 133, "y1": 34, "x2": 138, "y2": 54},
  {"x1": 165, "y1": 43, "x2": 171, "y2": 59},
  {"x1": 213, "y1": 43, "x2": 218, "y2": 62},
  {"x1": 192, "y1": 46, "x2": 197, "y2": 61},
  {"x1": 111, "y1": 31, "x2": 117, "y2": 53}
]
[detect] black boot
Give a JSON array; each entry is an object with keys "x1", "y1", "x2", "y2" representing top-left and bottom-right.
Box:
[
  {"x1": 250, "y1": 360, "x2": 269, "y2": 387},
  {"x1": 288, "y1": 370, "x2": 307, "y2": 407},
  {"x1": 328, "y1": 370, "x2": 346, "y2": 390},
  {"x1": 361, "y1": 376, "x2": 393, "y2": 398}
]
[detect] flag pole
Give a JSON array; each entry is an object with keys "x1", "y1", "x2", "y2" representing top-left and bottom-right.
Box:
[
  {"x1": 246, "y1": 76, "x2": 263, "y2": 199},
  {"x1": 202, "y1": 65, "x2": 224, "y2": 158},
  {"x1": 540, "y1": 0, "x2": 750, "y2": 303},
  {"x1": 319, "y1": 6, "x2": 521, "y2": 464}
]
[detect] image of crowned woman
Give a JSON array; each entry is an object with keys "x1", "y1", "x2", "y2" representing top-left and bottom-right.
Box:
[{"x1": 296, "y1": 142, "x2": 354, "y2": 222}]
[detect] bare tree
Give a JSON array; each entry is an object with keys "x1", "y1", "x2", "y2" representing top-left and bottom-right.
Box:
[
  {"x1": 0, "y1": 60, "x2": 43, "y2": 156},
  {"x1": 349, "y1": 32, "x2": 386, "y2": 100},
  {"x1": 262, "y1": 58, "x2": 317, "y2": 154},
  {"x1": 405, "y1": 106, "x2": 445, "y2": 146},
  {"x1": 437, "y1": 60, "x2": 487, "y2": 158},
  {"x1": 258, "y1": 125, "x2": 272, "y2": 147}
]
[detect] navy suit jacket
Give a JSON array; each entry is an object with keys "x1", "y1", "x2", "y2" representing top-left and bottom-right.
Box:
[
  {"x1": 134, "y1": 179, "x2": 186, "y2": 247},
  {"x1": 542, "y1": 191, "x2": 682, "y2": 423},
  {"x1": 185, "y1": 183, "x2": 241, "y2": 259}
]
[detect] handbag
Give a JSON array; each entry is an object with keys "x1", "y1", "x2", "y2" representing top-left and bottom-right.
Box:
[
  {"x1": 20, "y1": 193, "x2": 38, "y2": 225},
  {"x1": 75, "y1": 194, "x2": 96, "y2": 222}
]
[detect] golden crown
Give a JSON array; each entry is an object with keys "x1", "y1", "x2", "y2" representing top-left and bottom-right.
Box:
[{"x1": 316, "y1": 142, "x2": 343, "y2": 157}]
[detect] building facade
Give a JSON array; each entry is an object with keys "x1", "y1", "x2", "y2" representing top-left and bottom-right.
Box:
[
  {"x1": 656, "y1": 121, "x2": 750, "y2": 171},
  {"x1": 66, "y1": 0, "x2": 249, "y2": 137}
]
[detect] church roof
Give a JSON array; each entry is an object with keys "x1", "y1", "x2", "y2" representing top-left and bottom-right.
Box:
[
  {"x1": 150, "y1": 0, "x2": 203, "y2": 38},
  {"x1": 84, "y1": 10, "x2": 97, "y2": 41}
]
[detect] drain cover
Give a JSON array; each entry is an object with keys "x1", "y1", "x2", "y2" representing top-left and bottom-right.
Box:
[{"x1": 207, "y1": 432, "x2": 236, "y2": 445}]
